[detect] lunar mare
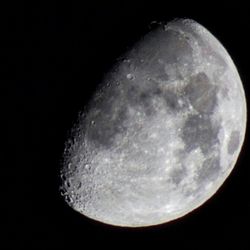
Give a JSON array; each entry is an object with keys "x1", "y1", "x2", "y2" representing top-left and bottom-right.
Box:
[{"x1": 60, "y1": 19, "x2": 246, "y2": 227}]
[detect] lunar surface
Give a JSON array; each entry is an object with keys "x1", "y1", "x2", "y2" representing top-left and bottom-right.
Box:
[{"x1": 60, "y1": 19, "x2": 247, "y2": 227}]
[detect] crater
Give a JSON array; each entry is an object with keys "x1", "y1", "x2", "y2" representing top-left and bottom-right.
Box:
[
  {"x1": 227, "y1": 130, "x2": 240, "y2": 155},
  {"x1": 181, "y1": 114, "x2": 220, "y2": 154},
  {"x1": 185, "y1": 72, "x2": 218, "y2": 114}
]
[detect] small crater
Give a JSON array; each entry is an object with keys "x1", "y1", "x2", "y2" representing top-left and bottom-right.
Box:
[
  {"x1": 227, "y1": 130, "x2": 240, "y2": 155},
  {"x1": 77, "y1": 181, "x2": 82, "y2": 189},
  {"x1": 126, "y1": 73, "x2": 135, "y2": 80}
]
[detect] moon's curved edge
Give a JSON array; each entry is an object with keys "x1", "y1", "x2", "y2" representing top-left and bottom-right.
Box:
[{"x1": 60, "y1": 18, "x2": 247, "y2": 228}]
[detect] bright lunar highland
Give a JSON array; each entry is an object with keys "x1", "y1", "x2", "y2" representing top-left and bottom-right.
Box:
[{"x1": 60, "y1": 19, "x2": 247, "y2": 227}]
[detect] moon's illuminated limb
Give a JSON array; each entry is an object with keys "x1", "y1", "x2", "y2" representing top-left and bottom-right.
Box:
[{"x1": 60, "y1": 19, "x2": 247, "y2": 227}]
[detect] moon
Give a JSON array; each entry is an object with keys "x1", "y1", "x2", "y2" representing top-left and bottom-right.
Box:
[{"x1": 60, "y1": 19, "x2": 247, "y2": 227}]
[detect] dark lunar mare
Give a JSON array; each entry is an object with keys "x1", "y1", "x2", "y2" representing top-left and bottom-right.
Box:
[
  {"x1": 85, "y1": 84, "x2": 129, "y2": 149},
  {"x1": 138, "y1": 86, "x2": 184, "y2": 114},
  {"x1": 185, "y1": 72, "x2": 218, "y2": 114},
  {"x1": 197, "y1": 155, "x2": 221, "y2": 184},
  {"x1": 227, "y1": 130, "x2": 240, "y2": 155},
  {"x1": 181, "y1": 114, "x2": 220, "y2": 155},
  {"x1": 180, "y1": 71, "x2": 223, "y2": 187},
  {"x1": 169, "y1": 167, "x2": 187, "y2": 186}
]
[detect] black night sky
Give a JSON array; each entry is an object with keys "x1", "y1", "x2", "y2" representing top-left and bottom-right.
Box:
[{"x1": 3, "y1": 1, "x2": 249, "y2": 248}]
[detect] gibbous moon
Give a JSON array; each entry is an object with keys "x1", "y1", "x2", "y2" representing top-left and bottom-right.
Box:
[{"x1": 60, "y1": 19, "x2": 247, "y2": 227}]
